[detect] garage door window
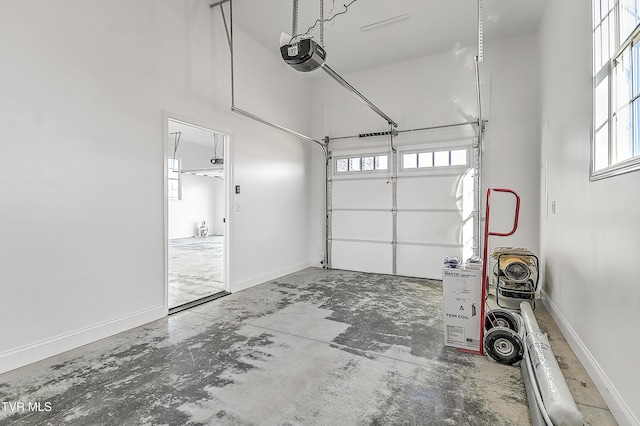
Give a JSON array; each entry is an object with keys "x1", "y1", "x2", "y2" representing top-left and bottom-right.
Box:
[
  {"x1": 336, "y1": 155, "x2": 388, "y2": 173},
  {"x1": 402, "y1": 149, "x2": 467, "y2": 170}
]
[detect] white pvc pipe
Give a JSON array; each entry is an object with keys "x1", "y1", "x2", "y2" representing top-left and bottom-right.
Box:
[
  {"x1": 524, "y1": 339, "x2": 554, "y2": 426},
  {"x1": 520, "y1": 302, "x2": 583, "y2": 426},
  {"x1": 521, "y1": 355, "x2": 549, "y2": 426}
]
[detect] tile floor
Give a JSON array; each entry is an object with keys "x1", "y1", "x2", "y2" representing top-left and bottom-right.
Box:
[{"x1": 0, "y1": 268, "x2": 617, "y2": 425}]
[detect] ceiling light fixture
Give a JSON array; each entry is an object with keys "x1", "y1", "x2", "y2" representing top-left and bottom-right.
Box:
[{"x1": 361, "y1": 13, "x2": 410, "y2": 31}]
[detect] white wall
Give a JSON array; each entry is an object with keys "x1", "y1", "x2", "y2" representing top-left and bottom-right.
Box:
[
  {"x1": 539, "y1": 2, "x2": 640, "y2": 424},
  {"x1": 168, "y1": 140, "x2": 223, "y2": 239},
  {"x1": 0, "y1": 0, "x2": 316, "y2": 373},
  {"x1": 169, "y1": 175, "x2": 220, "y2": 239},
  {"x1": 228, "y1": 6, "x2": 320, "y2": 291},
  {"x1": 310, "y1": 34, "x2": 541, "y2": 260}
]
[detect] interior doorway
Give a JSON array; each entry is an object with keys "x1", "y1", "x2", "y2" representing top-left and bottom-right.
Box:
[{"x1": 166, "y1": 117, "x2": 229, "y2": 313}]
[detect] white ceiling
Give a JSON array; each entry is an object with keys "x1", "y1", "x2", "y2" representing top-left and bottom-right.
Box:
[
  {"x1": 224, "y1": 0, "x2": 548, "y2": 75},
  {"x1": 168, "y1": 119, "x2": 224, "y2": 149},
  {"x1": 168, "y1": 120, "x2": 224, "y2": 176}
]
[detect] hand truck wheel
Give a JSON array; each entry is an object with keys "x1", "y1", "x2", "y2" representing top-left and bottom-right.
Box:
[
  {"x1": 484, "y1": 327, "x2": 524, "y2": 365},
  {"x1": 484, "y1": 308, "x2": 521, "y2": 333}
]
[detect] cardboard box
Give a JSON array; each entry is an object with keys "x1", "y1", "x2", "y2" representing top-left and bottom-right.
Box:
[{"x1": 442, "y1": 267, "x2": 482, "y2": 351}]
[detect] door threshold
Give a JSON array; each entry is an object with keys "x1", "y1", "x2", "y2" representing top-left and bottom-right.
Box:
[{"x1": 169, "y1": 290, "x2": 231, "y2": 315}]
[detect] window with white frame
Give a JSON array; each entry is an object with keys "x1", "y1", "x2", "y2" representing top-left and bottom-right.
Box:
[
  {"x1": 402, "y1": 149, "x2": 467, "y2": 170},
  {"x1": 592, "y1": 0, "x2": 640, "y2": 178},
  {"x1": 335, "y1": 155, "x2": 388, "y2": 173},
  {"x1": 168, "y1": 157, "x2": 182, "y2": 200}
]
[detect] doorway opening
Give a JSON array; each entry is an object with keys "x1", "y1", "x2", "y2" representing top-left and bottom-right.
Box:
[{"x1": 166, "y1": 117, "x2": 229, "y2": 314}]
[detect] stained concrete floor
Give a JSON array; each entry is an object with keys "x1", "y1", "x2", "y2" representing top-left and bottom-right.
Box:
[
  {"x1": 169, "y1": 236, "x2": 225, "y2": 308},
  {"x1": 0, "y1": 268, "x2": 616, "y2": 425}
]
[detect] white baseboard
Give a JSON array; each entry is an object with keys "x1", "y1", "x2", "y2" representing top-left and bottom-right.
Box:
[
  {"x1": 0, "y1": 261, "x2": 318, "y2": 374},
  {"x1": 541, "y1": 290, "x2": 639, "y2": 426},
  {"x1": 0, "y1": 305, "x2": 166, "y2": 375},
  {"x1": 231, "y1": 261, "x2": 316, "y2": 293}
]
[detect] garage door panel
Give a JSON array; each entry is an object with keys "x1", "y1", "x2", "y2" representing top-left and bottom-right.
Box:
[
  {"x1": 330, "y1": 145, "x2": 474, "y2": 279},
  {"x1": 332, "y1": 211, "x2": 392, "y2": 241},
  {"x1": 332, "y1": 179, "x2": 391, "y2": 210},
  {"x1": 397, "y1": 212, "x2": 463, "y2": 246},
  {"x1": 397, "y1": 175, "x2": 464, "y2": 211},
  {"x1": 396, "y1": 245, "x2": 463, "y2": 279},
  {"x1": 332, "y1": 241, "x2": 392, "y2": 274}
]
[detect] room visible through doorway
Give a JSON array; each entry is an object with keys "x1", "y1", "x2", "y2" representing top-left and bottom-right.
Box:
[{"x1": 166, "y1": 118, "x2": 229, "y2": 313}]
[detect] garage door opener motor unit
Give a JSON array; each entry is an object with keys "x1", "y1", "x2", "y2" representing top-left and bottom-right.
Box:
[{"x1": 280, "y1": 38, "x2": 326, "y2": 72}]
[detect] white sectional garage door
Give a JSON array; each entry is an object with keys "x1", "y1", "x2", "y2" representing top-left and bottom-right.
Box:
[{"x1": 329, "y1": 136, "x2": 476, "y2": 280}]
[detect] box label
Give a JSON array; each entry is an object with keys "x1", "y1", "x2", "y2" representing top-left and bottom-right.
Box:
[{"x1": 446, "y1": 325, "x2": 465, "y2": 344}]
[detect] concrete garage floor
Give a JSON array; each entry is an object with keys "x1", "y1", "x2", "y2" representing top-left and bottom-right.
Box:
[{"x1": 0, "y1": 268, "x2": 616, "y2": 425}]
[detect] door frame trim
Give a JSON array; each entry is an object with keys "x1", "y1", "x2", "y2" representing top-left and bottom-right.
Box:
[{"x1": 163, "y1": 110, "x2": 232, "y2": 313}]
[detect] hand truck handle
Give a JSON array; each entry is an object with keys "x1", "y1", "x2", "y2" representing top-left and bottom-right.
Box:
[
  {"x1": 478, "y1": 187, "x2": 521, "y2": 356},
  {"x1": 486, "y1": 188, "x2": 520, "y2": 237}
]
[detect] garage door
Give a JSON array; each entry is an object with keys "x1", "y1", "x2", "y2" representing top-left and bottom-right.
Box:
[{"x1": 329, "y1": 133, "x2": 477, "y2": 279}]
